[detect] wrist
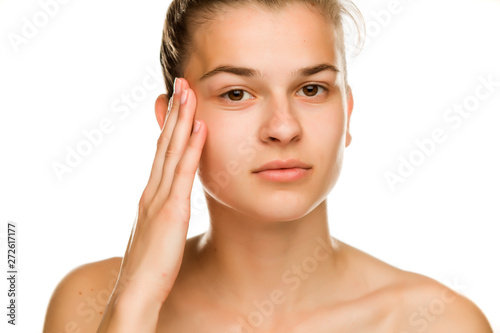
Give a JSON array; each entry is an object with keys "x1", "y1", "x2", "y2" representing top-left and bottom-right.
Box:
[
  {"x1": 116, "y1": 285, "x2": 165, "y2": 315},
  {"x1": 100, "y1": 290, "x2": 163, "y2": 333}
]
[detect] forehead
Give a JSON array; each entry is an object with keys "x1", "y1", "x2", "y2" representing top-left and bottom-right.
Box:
[{"x1": 184, "y1": 3, "x2": 339, "y2": 82}]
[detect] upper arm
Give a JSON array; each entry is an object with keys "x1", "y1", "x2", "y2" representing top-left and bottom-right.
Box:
[{"x1": 43, "y1": 257, "x2": 122, "y2": 333}]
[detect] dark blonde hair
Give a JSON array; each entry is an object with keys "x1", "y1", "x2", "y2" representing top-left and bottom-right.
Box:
[{"x1": 160, "y1": 0, "x2": 365, "y2": 99}]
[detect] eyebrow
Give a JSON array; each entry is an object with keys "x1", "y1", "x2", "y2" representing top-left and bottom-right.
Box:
[{"x1": 199, "y1": 63, "x2": 340, "y2": 81}]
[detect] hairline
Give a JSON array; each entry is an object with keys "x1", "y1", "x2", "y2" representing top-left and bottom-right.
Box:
[{"x1": 182, "y1": 1, "x2": 347, "y2": 85}]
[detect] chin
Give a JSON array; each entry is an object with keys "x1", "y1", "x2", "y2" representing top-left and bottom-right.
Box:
[{"x1": 241, "y1": 190, "x2": 325, "y2": 223}]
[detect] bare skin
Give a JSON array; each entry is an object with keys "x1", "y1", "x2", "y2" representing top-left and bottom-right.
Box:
[
  {"x1": 43, "y1": 238, "x2": 491, "y2": 332},
  {"x1": 43, "y1": 3, "x2": 493, "y2": 333}
]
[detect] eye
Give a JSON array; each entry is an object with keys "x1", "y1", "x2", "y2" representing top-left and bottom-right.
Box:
[
  {"x1": 297, "y1": 84, "x2": 327, "y2": 98},
  {"x1": 219, "y1": 89, "x2": 254, "y2": 103}
]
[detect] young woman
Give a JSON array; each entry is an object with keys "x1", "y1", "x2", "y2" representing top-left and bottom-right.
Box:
[{"x1": 43, "y1": 0, "x2": 493, "y2": 332}]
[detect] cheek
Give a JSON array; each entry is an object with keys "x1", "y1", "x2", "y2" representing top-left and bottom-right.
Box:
[
  {"x1": 309, "y1": 106, "x2": 346, "y2": 144},
  {"x1": 198, "y1": 111, "x2": 253, "y2": 180},
  {"x1": 197, "y1": 119, "x2": 257, "y2": 200},
  {"x1": 308, "y1": 110, "x2": 346, "y2": 172}
]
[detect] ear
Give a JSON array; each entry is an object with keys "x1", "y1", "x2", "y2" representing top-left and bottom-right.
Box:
[
  {"x1": 155, "y1": 94, "x2": 169, "y2": 130},
  {"x1": 345, "y1": 86, "x2": 354, "y2": 148}
]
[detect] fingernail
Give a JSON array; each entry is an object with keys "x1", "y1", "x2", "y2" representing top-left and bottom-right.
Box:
[
  {"x1": 193, "y1": 120, "x2": 201, "y2": 133},
  {"x1": 181, "y1": 89, "x2": 188, "y2": 104},
  {"x1": 173, "y1": 77, "x2": 181, "y2": 95}
]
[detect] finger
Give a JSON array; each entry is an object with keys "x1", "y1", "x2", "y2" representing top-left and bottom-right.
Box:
[
  {"x1": 143, "y1": 80, "x2": 183, "y2": 203},
  {"x1": 121, "y1": 219, "x2": 136, "y2": 268},
  {"x1": 167, "y1": 119, "x2": 206, "y2": 217},
  {"x1": 154, "y1": 85, "x2": 197, "y2": 203}
]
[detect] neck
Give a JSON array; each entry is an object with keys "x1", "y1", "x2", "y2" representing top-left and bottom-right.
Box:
[{"x1": 195, "y1": 195, "x2": 344, "y2": 315}]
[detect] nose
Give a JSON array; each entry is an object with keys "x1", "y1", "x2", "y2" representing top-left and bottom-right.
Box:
[{"x1": 259, "y1": 96, "x2": 302, "y2": 145}]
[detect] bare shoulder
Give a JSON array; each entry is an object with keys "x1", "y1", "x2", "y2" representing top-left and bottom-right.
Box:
[
  {"x1": 337, "y1": 241, "x2": 493, "y2": 332},
  {"x1": 393, "y1": 273, "x2": 493, "y2": 332},
  {"x1": 43, "y1": 256, "x2": 123, "y2": 333}
]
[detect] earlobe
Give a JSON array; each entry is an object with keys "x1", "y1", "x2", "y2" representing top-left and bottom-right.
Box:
[
  {"x1": 155, "y1": 94, "x2": 169, "y2": 130},
  {"x1": 345, "y1": 132, "x2": 352, "y2": 147},
  {"x1": 345, "y1": 87, "x2": 354, "y2": 148}
]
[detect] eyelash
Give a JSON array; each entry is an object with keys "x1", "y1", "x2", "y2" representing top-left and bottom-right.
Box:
[{"x1": 218, "y1": 84, "x2": 328, "y2": 104}]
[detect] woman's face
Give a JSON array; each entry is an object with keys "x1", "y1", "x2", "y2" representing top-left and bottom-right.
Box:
[{"x1": 183, "y1": 3, "x2": 352, "y2": 222}]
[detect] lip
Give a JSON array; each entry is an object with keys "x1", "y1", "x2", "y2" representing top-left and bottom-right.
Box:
[
  {"x1": 252, "y1": 159, "x2": 312, "y2": 182},
  {"x1": 252, "y1": 159, "x2": 312, "y2": 173},
  {"x1": 253, "y1": 168, "x2": 312, "y2": 182}
]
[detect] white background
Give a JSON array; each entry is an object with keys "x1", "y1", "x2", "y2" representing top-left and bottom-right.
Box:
[{"x1": 0, "y1": 0, "x2": 499, "y2": 331}]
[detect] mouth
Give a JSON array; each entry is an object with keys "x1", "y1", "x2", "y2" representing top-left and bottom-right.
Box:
[
  {"x1": 252, "y1": 159, "x2": 312, "y2": 182},
  {"x1": 253, "y1": 168, "x2": 312, "y2": 182},
  {"x1": 252, "y1": 159, "x2": 312, "y2": 172}
]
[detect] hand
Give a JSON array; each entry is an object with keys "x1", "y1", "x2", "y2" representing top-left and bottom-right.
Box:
[{"x1": 114, "y1": 77, "x2": 206, "y2": 307}]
